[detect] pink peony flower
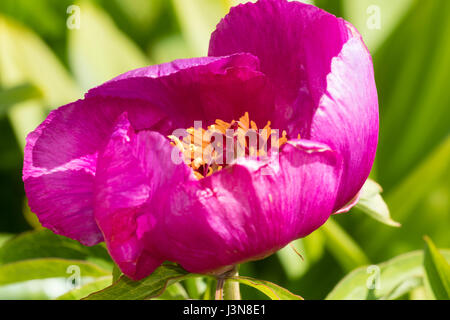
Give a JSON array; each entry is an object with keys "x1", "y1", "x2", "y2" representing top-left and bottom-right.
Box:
[{"x1": 23, "y1": 0, "x2": 378, "y2": 280}]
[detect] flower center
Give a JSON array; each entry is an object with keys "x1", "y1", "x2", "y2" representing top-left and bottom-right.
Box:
[{"x1": 169, "y1": 112, "x2": 292, "y2": 179}]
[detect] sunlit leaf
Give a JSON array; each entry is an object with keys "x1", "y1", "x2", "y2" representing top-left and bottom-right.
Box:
[
  {"x1": 0, "y1": 234, "x2": 12, "y2": 248},
  {"x1": 0, "y1": 229, "x2": 112, "y2": 271},
  {"x1": 387, "y1": 137, "x2": 450, "y2": 222},
  {"x1": 0, "y1": 15, "x2": 80, "y2": 147},
  {"x1": 367, "y1": 137, "x2": 450, "y2": 254},
  {"x1": 84, "y1": 264, "x2": 193, "y2": 300},
  {"x1": 0, "y1": 278, "x2": 69, "y2": 300},
  {"x1": 343, "y1": 0, "x2": 413, "y2": 51},
  {"x1": 303, "y1": 230, "x2": 326, "y2": 263},
  {"x1": 112, "y1": 264, "x2": 121, "y2": 283},
  {"x1": 375, "y1": 0, "x2": 450, "y2": 187},
  {"x1": 0, "y1": 16, "x2": 79, "y2": 105},
  {"x1": 423, "y1": 236, "x2": 450, "y2": 300},
  {"x1": 150, "y1": 34, "x2": 192, "y2": 64},
  {"x1": 22, "y1": 199, "x2": 42, "y2": 229},
  {"x1": 201, "y1": 278, "x2": 216, "y2": 300},
  {"x1": 277, "y1": 230, "x2": 326, "y2": 280},
  {"x1": 277, "y1": 239, "x2": 308, "y2": 280},
  {"x1": 0, "y1": 258, "x2": 110, "y2": 286},
  {"x1": 350, "y1": 0, "x2": 450, "y2": 264},
  {"x1": 230, "y1": 276, "x2": 303, "y2": 300},
  {"x1": 326, "y1": 250, "x2": 450, "y2": 300},
  {"x1": 110, "y1": 0, "x2": 164, "y2": 31},
  {"x1": 409, "y1": 286, "x2": 431, "y2": 300},
  {"x1": 0, "y1": 84, "x2": 42, "y2": 117},
  {"x1": 382, "y1": 276, "x2": 423, "y2": 300},
  {"x1": 183, "y1": 277, "x2": 207, "y2": 300},
  {"x1": 153, "y1": 282, "x2": 189, "y2": 300},
  {"x1": 355, "y1": 179, "x2": 400, "y2": 227},
  {"x1": 56, "y1": 276, "x2": 112, "y2": 300},
  {"x1": 171, "y1": 0, "x2": 231, "y2": 56},
  {"x1": 68, "y1": 1, "x2": 149, "y2": 90},
  {"x1": 0, "y1": 0, "x2": 69, "y2": 39},
  {"x1": 277, "y1": 230, "x2": 326, "y2": 279}
]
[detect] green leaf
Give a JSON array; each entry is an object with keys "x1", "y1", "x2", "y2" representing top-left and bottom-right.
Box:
[
  {"x1": 0, "y1": 15, "x2": 80, "y2": 148},
  {"x1": 84, "y1": 264, "x2": 193, "y2": 300},
  {"x1": 321, "y1": 219, "x2": 370, "y2": 272},
  {"x1": 276, "y1": 231, "x2": 325, "y2": 281},
  {"x1": 355, "y1": 179, "x2": 400, "y2": 227},
  {"x1": 0, "y1": 229, "x2": 112, "y2": 270},
  {"x1": 375, "y1": 1, "x2": 450, "y2": 188},
  {"x1": 0, "y1": 258, "x2": 110, "y2": 286},
  {"x1": 0, "y1": 278, "x2": 67, "y2": 300},
  {"x1": 343, "y1": 0, "x2": 413, "y2": 51},
  {"x1": 85, "y1": 262, "x2": 302, "y2": 300},
  {"x1": 0, "y1": 234, "x2": 13, "y2": 248},
  {"x1": 0, "y1": 16, "x2": 80, "y2": 105},
  {"x1": 107, "y1": 0, "x2": 164, "y2": 33},
  {"x1": 367, "y1": 137, "x2": 450, "y2": 254},
  {"x1": 183, "y1": 277, "x2": 206, "y2": 299},
  {"x1": 382, "y1": 276, "x2": 423, "y2": 300},
  {"x1": 315, "y1": 0, "x2": 344, "y2": 17},
  {"x1": 277, "y1": 239, "x2": 309, "y2": 280},
  {"x1": 0, "y1": 84, "x2": 42, "y2": 116},
  {"x1": 326, "y1": 250, "x2": 450, "y2": 300},
  {"x1": 171, "y1": 0, "x2": 231, "y2": 56},
  {"x1": 423, "y1": 236, "x2": 450, "y2": 300},
  {"x1": 153, "y1": 282, "x2": 189, "y2": 300},
  {"x1": 68, "y1": 1, "x2": 149, "y2": 90},
  {"x1": 56, "y1": 276, "x2": 112, "y2": 300},
  {"x1": 201, "y1": 278, "x2": 215, "y2": 300},
  {"x1": 386, "y1": 137, "x2": 450, "y2": 222},
  {"x1": 229, "y1": 276, "x2": 303, "y2": 300},
  {"x1": 150, "y1": 34, "x2": 192, "y2": 64},
  {"x1": 0, "y1": 0, "x2": 68, "y2": 39},
  {"x1": 112, "y1": 264, "x2": 122, "y2": 283}
]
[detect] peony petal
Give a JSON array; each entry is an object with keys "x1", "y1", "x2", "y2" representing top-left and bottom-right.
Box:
[
  {"x1": 94, "y1": 114, "x2": 194, "y2": 280},
  {"x1": 209, "y1": 0, "x2": 349, "y2": 127},
  {"x1": 87, "y1": 53, "x2": 274, "y2": 131},
  {"x1": 154, "y1": 140, "x2": 342, "y2": 273},
  {"x1": 108, "y1": 54, "x2": 259, "y2": 81},
  {"x1": 24, "y1": 170, "x2": 101, "y2": 246},
  {"x1": 210, "y1": 0, "x2": 378, "y2": 210},
  {"x1": 23, "y1": 97, "x2": 137, "y2": 245},
  {"x1": 23, "y1": 54, "x2": 273, "y2": 246},
  {"x1": 307, "y1": 33, "x2": 379, "y2": 210}
]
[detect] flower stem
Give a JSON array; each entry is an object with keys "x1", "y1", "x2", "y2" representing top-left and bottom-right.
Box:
[
  {"x1": 214, "y1": 277, "x2": 225, "y2": 300},
  {"x1": 223, "y1": 278, "x2": 241, "y2": 300},
  {"x1": 214, "y1": 265, "x2": 240, "y2": 300}
]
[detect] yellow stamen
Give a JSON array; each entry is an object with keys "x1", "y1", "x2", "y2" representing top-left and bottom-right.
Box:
[{"x1": 168, "y1": 112, "x2": 296, "y2": 179}]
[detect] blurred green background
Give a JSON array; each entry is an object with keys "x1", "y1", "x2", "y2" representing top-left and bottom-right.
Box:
[{"x1": 0, "y1": 0, "x2": 449, "y2": 300}]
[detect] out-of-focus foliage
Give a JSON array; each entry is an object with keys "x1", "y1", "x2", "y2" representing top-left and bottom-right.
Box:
[
  {"x1": 0, "y1": 230, "x2": 113, "y2": 299},
  {"x1": 327, "y1": 247, "x2": 450, "y2": 300},
  {"x1": 0, "y1": 0, "x2": 448, "y2": 300},
  {"x1": 423, "y1": 237, "x2": 450, "y2": 299},
  {"x1": 68, "y1": 1, "x2": 150, "y2": 90},
  {"x1": 84, "y1": 264, "x2": 303, "y2": 300}
]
